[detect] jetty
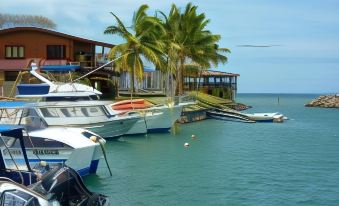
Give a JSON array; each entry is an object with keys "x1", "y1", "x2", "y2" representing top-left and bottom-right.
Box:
[
  {"x1": 116, "y1": 92, "x2": 254, "y2": 123},
  {"x1": 305, "y1": 94, "x2": 339, "y2": 108}
]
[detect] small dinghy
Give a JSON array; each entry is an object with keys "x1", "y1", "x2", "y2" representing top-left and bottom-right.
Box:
[
  {"x1": 206, "y1": 109, "x2": 255, "y2": 123},
  {"x1": 244, "y1": 112, "x2": 286, "y2": 123}
]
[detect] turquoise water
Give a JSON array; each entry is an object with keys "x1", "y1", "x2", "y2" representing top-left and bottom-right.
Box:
[{"x1": 84, "y1": 94, "x2": 339, "y2": 205}]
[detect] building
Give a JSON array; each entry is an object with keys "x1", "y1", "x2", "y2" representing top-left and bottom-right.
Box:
[
  {"x1": 0, "y1": 27, "x2": 116, "y2": 97},
  {"x1": 184, "y1": 70, "x2": 239, "y2": 100}
]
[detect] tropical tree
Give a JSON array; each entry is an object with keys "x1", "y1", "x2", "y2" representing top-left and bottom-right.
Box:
[
  {"x1": 157, "y1": 3, "x2": 230, "y2": 95},
  {"x1": 104, "y1": 5, "x2": 165, "y2": 93},
  {"x1": 0, "y1": 13, "x2": 56, "y2": 29}
]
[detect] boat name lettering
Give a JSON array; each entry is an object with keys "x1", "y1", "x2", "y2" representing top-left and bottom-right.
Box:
[
  {"x1": 2, "y1": 149, "x2": 22, "y2": 155},
  {"x1": 32, "y1": 149, "x2": 59, "y2": 155}
]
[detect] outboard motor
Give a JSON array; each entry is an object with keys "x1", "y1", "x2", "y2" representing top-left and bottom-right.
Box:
[{"x1": 40, "y1": 166, "x2": 108, "y2": 206}]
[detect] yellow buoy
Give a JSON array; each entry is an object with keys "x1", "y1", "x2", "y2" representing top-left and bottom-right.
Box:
[
  {"x1": 39, "y1": 161, "x2": 47, "y2": 167},
  {"x1": 90, "y1": 135, "x2": 98, "y2": 142}
]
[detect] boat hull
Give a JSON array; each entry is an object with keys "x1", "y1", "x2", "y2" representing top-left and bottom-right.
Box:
[
  {"x1": 207, "y1": 110, "x2": 255, "y2": 123},
  {"x1": 1, "y1": 145, "x2": 99, "y2": 177},
  {"x1": 125, "y1": 119, "x2": 147, "y2": 135},
  {"x1": 84, "y1": 117, "x2": 139, "y2": 138},
  {"x1": 245, "y1": 113, "x2": 285, "y2": 122},
  {"x1": 124, "y1": 105, "x2": 183, "y2": 134}
]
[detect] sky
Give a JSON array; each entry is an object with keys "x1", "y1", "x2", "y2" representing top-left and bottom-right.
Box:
[{"x1": 2, "y1": 0, "x2": 339, "y2": 93}]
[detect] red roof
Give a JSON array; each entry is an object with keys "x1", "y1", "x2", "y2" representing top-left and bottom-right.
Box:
[{"x1": 0, "y1": 27, "x2": 115, "y2": 48}]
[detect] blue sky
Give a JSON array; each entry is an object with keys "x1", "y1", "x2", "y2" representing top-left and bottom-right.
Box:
[{"x1": 2, "y1": 0, "x2": 339, "y2": 93}]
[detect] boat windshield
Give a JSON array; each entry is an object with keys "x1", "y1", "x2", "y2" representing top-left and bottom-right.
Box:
[
  {"x1": 40, "y1": 106, "x2": 107, "y2": 118},
  {"x1": 0, "y1": 135, "x2": 29, "y2": 171},
  {"x1": 44, "y1": 96, "x2": 92, "y2": 101}
]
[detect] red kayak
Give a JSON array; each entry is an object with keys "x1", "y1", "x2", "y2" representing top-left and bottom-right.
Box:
[
  {"x1": 112, "y1": 99, "x2": 145, "y2": 106},
  {"x1": 112, "y1": 99, "x2": 152, "y2": 110}
]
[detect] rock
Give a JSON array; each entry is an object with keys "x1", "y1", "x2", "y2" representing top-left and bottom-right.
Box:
[{"x1": 305, "y1": 94, "x2": 339, "y2": 108}]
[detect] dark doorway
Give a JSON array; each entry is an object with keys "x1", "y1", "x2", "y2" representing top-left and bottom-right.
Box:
[{"x1": 219, "y1": 91, "x2": 223, "y2": 98}]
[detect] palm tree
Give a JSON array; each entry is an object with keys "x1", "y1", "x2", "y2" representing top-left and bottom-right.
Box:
[
  {"x1": 158, "y1": 3, "x2": 230, "y2": 95},
  {"x1": 104, "y1": 5, "x2": 165, "y2": 94}
]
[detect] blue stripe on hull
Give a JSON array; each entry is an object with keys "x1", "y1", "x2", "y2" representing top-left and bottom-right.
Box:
[
  {"x1": 14, "y1": 158, "x2": 98, "y2": 177},
  {"x1": 89, "y1": 159, "x2": 99, "y2": 173},
  {"x1": 147, "y1": 127, "x2": 171, "y2": 133},
  {"x1": 77, "y1": 167, "x2": 90, "y2": 176}
]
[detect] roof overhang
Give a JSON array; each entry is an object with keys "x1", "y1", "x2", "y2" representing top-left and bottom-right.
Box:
[{"x1": 0, "y1": 27, "x2": 115, "y2": 48}]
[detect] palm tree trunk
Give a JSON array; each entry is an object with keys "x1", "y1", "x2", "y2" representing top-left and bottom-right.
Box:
[
  {"x1": 178, "y1": 57, "x2": 185, "y2": 95},
  {"x1": 131, "y1": 68, "x2": 135, "y2": 94}
]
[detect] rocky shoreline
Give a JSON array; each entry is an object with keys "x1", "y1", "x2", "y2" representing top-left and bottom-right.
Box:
[{"x1": 305, "y1": 94, "x2": 339, "y2": 108}]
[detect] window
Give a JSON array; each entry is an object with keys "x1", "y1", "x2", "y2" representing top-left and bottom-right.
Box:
[
  {"x1": 87, "y1": 106, "x2": 106, "y2": 117},
  {"x1": 4, "y1": 71, "x2": 19, "y2": 81},
  {"x1": 5, "y1": 46, "x2": 25, "y2": 58},
  {"x1": 47, "y1": 45, "x2": 66, "y2": 59},
  {"x1": 40, "y1": 108, "x2": 59, "y2": 117}
]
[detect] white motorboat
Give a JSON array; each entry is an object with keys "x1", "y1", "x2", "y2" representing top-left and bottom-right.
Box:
[
  {"x1": 1, "y1": 126, "x2": 105, "y2": 177},
  {"x1": 0, "y1": 101, "x2": 140, "y2": 138},
  {"x1": 0, "y1": 125, "x2": 109, "y2": 205},
  {"x1": 33, "y1": 101, "x2": 140, "y2": 138},
  {"x1": 244, "y1": 112, "x2": 286, "y2": 122},
  {"x1": 206, "y1": 109, "x2": 255, "y2": 123},
  {"x1": 16, "y1": 63, "x2": 102, "y2": 101},
  {"x1": 206, "y1": 107, "x2": 286, "y2": 123}
]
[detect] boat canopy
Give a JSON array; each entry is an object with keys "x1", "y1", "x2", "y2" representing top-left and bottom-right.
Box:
[
  {"x1": 0, "y1": 101, "x2": 32, "y2": 108},
  {"x1": 0, "y1": 125, "x2": 24, "y2": 134},
  {"x1": 40, "y1": 65, "x2": 81, "y2": 72},
  {"x1": 17, "y1": 84, "x2": 50, "y2": 95}
]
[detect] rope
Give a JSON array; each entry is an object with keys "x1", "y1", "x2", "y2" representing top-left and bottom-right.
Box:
[
  {"x1": 72, "y1": 53, "x2": 131, "y2": 83},
  {"x1": 98, "y1": 139, "x2": 112, "y2": 176}
]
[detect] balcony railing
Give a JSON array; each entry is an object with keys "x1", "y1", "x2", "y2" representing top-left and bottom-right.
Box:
[{"x1": 184, "y1": 82, "x2": 237, "y2": 90}]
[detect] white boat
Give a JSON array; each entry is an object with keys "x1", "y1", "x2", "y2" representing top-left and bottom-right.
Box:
[
  {"x1": 206, "y1": 109, "x2": 255, "y2": 123},
  {"x1": 33, "y1": 101, "x2": 140, "y2": 138},
  {"x1": 0, "y1": 101, "x2": 140, "y2": 138},
  {"x1": 16, "y1": 63, "x2": 102, "y2": 101},
  {"x1": 0, "y1": 125, "x2": 109, "y2": 206},
  {"x1": 244, "y1": 112, "x2": 286, "y2": 122},
  {"x1": 1, "y1": 126, "x2": 105, "y2": 177}
]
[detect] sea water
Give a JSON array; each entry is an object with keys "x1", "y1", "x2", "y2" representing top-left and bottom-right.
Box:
[{"x1": 84, "y1": 94, "x2": 339, "y2": 206}]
